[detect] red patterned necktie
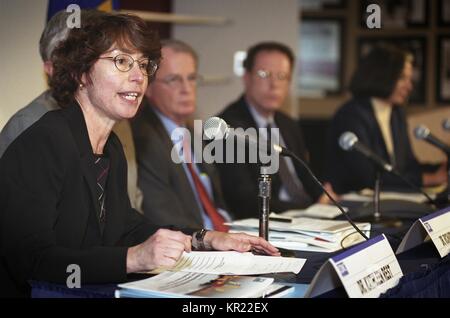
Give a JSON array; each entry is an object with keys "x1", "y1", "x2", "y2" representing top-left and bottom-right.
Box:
[{"x1": 183, "y1": 132, "x2": 228, "y2": 232}]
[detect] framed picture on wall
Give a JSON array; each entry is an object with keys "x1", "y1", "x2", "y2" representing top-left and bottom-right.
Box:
[
  {"x1": 297, "y1": 18, "x2": 344, "y2": 97},
  {"x1": 436, "y1": 36, "x2": 450, "y2": 103},
  {"x1": 438, "y1": 0, "x2": 450, "y2": 26},
  {"x1": 360, "y1": 0, "x2": 429, "y2": 29},
  {"x1": 300, "y1": 0, "x2": 346, "y2": 11},
  {"x1": 357, "y1": 36, "x2": 427, "y2": 104}
]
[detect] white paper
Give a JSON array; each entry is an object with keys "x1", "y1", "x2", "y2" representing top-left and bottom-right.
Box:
[
  {"x1": 118, "y1": 271, "x2": 275, "y2": 298},
  {"x1": 231, "y1": 229, "x2": 369, "y2": 253},
  {"x1": 281, "y1": 203, "x2": 347, "y2": 219},
  {"x1": 154, "y1": 251, "x2": 306, "y2": 275},
  {"x1": 228, "y1": 217, "x2": 370, "y2": 236},
  {"x1": 330, "y1": 235, "x2": 403, "y2": 298},
  {"x1": 419, "y1": 210, "x2": 450, "y2": 258},
  {"x1": 341, "y1": 190, "x2": 435, "y2": 204}
]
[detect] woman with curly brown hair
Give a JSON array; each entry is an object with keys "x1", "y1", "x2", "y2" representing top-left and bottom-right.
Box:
[{"x1": 0, "y1": 11, "x2": 278, "y2": 298}]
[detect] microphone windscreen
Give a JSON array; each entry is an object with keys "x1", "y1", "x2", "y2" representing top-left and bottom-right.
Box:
[
  {"x1": 339, "y1": 131, "x2": 358, "y2": 151},
  {"x1": 203, "y1": 117, "x2": 228, "y2": 140},
  {"x1": 414, "y1": 125, "x2": 429, "y2": 140}
]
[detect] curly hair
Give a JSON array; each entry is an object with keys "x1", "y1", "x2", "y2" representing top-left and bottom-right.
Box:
[{"x1": 50, "y1": 11, "x2": 161, "y2": 107}]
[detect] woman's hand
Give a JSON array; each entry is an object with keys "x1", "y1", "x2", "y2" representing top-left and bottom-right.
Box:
[
  {"x1": 203, "y1": 231, "x2": 281, "y2": 256},
  {"x1": 126, "y1": 229, "x2": 192, "y2": 273}
]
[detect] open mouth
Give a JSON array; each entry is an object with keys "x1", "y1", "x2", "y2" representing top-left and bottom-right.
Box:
[{"x1": 119, "y1": 92, "x2": 140, "y2": 101}]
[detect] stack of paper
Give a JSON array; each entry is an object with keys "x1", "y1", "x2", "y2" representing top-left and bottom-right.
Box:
[
  {"x1": 280, "y1": 203, "x2": 347, "y2": 219},
  {"x1": 117, "y1": 272, "x2": 274, "y2": 298},
  {"x1": 341, "y1": 190, "x2": 435, "y2": 204},
  {"x1": 227, "y1": 218, "x2": 371, "y2": 253},
  {"x1": 116, "y1": 251, "x2": 304, "y2": 298}
]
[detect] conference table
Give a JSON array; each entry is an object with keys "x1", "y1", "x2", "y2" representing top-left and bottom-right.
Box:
[{"x1": 30, "y1": 198, "x2": 446, "y2": 298}]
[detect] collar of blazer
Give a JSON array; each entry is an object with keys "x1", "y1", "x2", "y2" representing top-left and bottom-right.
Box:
[{"x1": 59, "y1": 103, "x2": 124, "y2": 242}]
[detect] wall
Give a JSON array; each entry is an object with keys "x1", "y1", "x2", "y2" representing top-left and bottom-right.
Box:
[
  {"x1": 298, "y1": 0, "x2": 450, "y2": 119},
  {"x1": 173, "y1": 0, "x2": 300, "y2": 120},
  {"x1": 0, "y1": 0, "x2": 48, "y2": 130}
]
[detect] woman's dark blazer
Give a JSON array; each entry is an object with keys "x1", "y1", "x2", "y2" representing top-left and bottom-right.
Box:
[
  {"x1": 0, "y1": 104, "x2": 160, "y2": 297},
  {"x1": 326, "y1": 97, "x2": 422, "y2": 194}
]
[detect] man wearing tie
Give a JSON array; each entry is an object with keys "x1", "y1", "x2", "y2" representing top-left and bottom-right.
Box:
[
  {"x1": 132, "y1": 39, "x2": 231, "y2": 230},
  {"x1": 217, "y1": 42, "x2": 334, "y2": 220}
]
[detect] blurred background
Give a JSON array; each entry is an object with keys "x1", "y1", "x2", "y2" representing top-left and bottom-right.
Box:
[{"x1": 1, "y1": 0, "x2": 449, "y2": 178}]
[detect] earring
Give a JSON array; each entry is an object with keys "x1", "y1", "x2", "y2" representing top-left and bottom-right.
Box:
[{"x1": 79, "y1": 83, "x2": 84, "y2": 89}]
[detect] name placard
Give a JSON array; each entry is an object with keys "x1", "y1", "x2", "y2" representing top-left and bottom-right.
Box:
[
  {"x1": 397, "y1": 206, "x2": 450, "y2": 258},
  {"x1": 305, "y1": 235, "x2": 403, "y2": 298}
]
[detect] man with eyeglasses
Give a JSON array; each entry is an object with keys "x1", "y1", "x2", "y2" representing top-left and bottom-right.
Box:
[
  {"x1": 132, "y1": 39, "x2": 232, "y2": 230},
  {"x1": 0, "y1": 10, "x2": 144, "y2": 213},
  {"x1": 216, "y1": 41, "x2": 335, "y2": 220}
]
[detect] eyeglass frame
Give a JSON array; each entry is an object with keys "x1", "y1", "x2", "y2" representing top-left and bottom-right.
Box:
[
  {"x1": 98, "y1": 53, "x2": 158, "y2": 77},
  {"x1": 254, "y1": 69, "x2": 291, "y2": 82},
  {"x1": 152, "y1": 73, "x2": 201, "y2": 88}
]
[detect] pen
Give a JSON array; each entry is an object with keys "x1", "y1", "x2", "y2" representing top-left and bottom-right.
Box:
[{"x1": 269, "y1": 217, "x2": 292, "y2": 223}]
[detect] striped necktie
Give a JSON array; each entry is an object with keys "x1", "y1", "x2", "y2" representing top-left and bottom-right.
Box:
[
  {"x1": 266, "y1": 123, "x2": 311, "y2": 206},
  {"x1": 94, "y1": 155, "x2": 110, "y2": 224}
]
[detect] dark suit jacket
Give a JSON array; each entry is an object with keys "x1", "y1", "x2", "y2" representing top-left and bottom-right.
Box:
[
  {"x1": 0, "y1": 104, "x2": 159, "y2": 297},
  {"x1": 216, "y1": 95, "x2": 323, "y2": 219},
  {"x1": 326, "y1": 97, "x2": 422, "y2": 194},
  {"x1": 131, "y1": 103, "x2": 229, "y2": 229}
]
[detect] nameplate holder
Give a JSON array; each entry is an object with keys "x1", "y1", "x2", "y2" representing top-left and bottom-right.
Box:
[
  {"x1": 396, "y1": 206, "x2": 450, "y2": 258},
  {"x1": 305, "y1": 234, "x2": 403, "y2": 298}
]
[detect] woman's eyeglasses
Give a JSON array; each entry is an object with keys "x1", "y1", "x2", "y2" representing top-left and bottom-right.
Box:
[{"x1": 99, "y1": 53, "x2": 158, "y2": 77}]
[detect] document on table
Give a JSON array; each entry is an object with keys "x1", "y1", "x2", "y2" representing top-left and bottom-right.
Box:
[
  {"x1": 341, "y1": 190, "x2": 435, "y2": 203},
  {"x1": 280, "y1": 203, "x2": 348, "y2": 219},
  {"x1": 228, "y1": 217, "x2": 369, "y2": 235},
  {"x1": 151, "y1": 251, "x2": 306, "y2": 275}
]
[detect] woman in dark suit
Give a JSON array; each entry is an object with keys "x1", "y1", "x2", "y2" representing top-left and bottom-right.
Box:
[
  {"x1": 0, "y1": 11, "x2": 278, "y2": 297},
  {"x1": 327, "y1": 45, "x2": 447, "y2": 194}
]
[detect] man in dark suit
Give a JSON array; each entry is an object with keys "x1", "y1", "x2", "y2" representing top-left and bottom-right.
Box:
[
  {"x1": 132, "y1": 39, "x2": 231, "y2": 230},
  {"x1": 217, "y1": 42, "x2": 335, "y2": 220}
]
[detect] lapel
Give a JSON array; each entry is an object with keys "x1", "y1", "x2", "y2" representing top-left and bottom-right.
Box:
[
  {"x1": 390, "y1": 106, "x2": 405, "y2": 168},
  {"x1": 364, "y1": 99, "x2": 391, "y2": 163},
  {"x1": 234, "y1": 96, "x2": 260, "y2": 130},
  {"x1": 102, "y1": 135, "x2": 124, "y2": 244},
  {"x1": 143, "y1": 106, "x2": 204, "y2": 225},
  {"x1": 62, "y1": 105, "x2": 101, "y2": 227},
  {"x1": 274, "y1": 113, "x2": 296, "y2": 154},
  {"x1": 238, "y1": 97, "x2": 282, "y2": 187}
]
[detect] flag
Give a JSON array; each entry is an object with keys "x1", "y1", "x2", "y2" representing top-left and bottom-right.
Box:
[{"x1": 47, "y1": 0, "x2": 120, "y2": 21}]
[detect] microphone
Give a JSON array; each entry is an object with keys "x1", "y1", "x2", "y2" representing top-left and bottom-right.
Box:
[
  {"x1": 414, "y1": 125, "x2": 450, "y2": 154},
  {"x1": 339, "y1": 131, "x2": 436, "y2": 205},
  {"x1": 203, "y1": 116, "x2": 289, "y2": 155},
  {"x1": 339, "y1": 132, "x2": 394, "y2": 172},
  {"x1": 442, "y1": 119, "x2": 450, "y2": 132},
  {"x1": 204, "y1": 117, "x2": 369, "y2": 241}
]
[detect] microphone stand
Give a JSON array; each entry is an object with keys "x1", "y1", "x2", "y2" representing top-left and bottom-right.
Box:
[
  {"x1": 258, "y1": 165, "x2": 271, "y2": 241},
  {"x1": 373, "y1": 171, "x2": 381, "y2": 222},
  {"x1": 361, "y1": 169, "x2": 402, "y2": 228},
  {"x1": 447, "y1": 160, "x2": 450, "y2": 203}
]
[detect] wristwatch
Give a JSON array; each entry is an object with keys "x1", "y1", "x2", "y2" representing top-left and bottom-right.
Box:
[{"x1": 193, "y1": 229, "x2": 209, "y2": 251}]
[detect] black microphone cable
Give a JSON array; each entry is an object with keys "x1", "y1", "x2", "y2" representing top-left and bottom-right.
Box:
[
  {"x1": 339, "y1": 131, "x2": 437, "y2": 207},
  {"x1": 277, "y1": 146, "x2": 370, "y2": 241}
]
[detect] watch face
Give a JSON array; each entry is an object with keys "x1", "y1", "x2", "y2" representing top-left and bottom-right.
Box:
[{"x1": 196, "y1": 229, "x2": 205, "y2": 240}]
